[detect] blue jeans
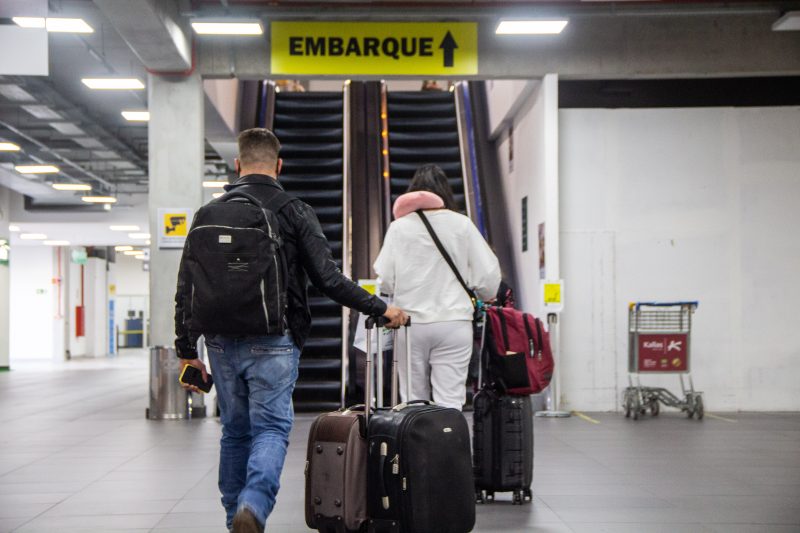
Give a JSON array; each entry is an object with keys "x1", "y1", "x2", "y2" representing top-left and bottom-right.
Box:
[{"x1": 205, "y1": 333, "x2": 300, "y2": 530}]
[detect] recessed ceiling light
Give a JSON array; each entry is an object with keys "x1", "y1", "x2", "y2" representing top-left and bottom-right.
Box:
[
  {"x1": 212, "y1": 192, "x2": 224, "y2": 199},
  {"x1": 496, "y1": 20, "x2": 569, "y2": 35},
  {"x1": 52, "y1": 183, "x2": 91, "y2": 191},
  {"x1": 20, "y1": 233, "x2": 47, "y2": 240},
  {"x1": 110, "y1": 225, "x2": 140, "y2": 231},
  {"x1": 44, "y1": 240, "x2": 70, "y2": 246},
  {"x1": 203, "y1": 181, "x2": 227, "y2": 188},
  {"x1": 15, "y1": 164, "x2": 59, "y2": 174},
  {"x1": 13, "y1": 17, "x2": 94, "y2": 33},
  {"x1": 145, "y1": 239, "x2": 151, "y2": 245},
  {"x1": 115, "y1": 245, "x2": 133, "y2": 252},
  {"x1": 121, "y1": 111, "x2": 150, "y2": 122},
  {"x1": 134, "y1": 254, "x2": 148, "y2": 260},
  {"x1": 81, "y1": 78, "x2": 145, "y2": 90},
  {"x1": 0, "y1": 142, "x2": 21, "y2": 151},
  {"x1": 124, "y1": 250, "x2": 144, "y2": 256},
  {"x1": 81, "y1": 196, "x2": 117, "y2": 204},
  {"x1": 9, "y1": 225, "x2": 21, "y2": 232},
  {"x1": 129, "y1": 233, "x2": 151, "y2": 239},
  {"x1": 0, "y1": 84, "x2": 35, "y2": 102},
  {"x1": 191, "y1": 22, "x2": 263, "y2": 35},
  {"x1": 21, "y1": 105, "x2": 62, "y2": 120}
]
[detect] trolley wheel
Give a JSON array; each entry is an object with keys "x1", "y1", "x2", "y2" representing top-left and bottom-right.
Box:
[
  {"x1": 512, "y1": 491, "x2": 523, "y2": 505},
  {"x1": 475, "y1": 491, "x2": 485, "y2": 504},
  {"x1": 650, "y1": 400, "x2": 660, "y2": 417},
  {"x1": 686, "y1": 395, "x2": 695, "y2": 418},
  {"x1": 632, "y1": 395, "x2": 641, "y2": 420},
  {"x1": 695, "y1": 395, "x2": 704, "y2": 420},
  {"x1": 624, "y1": 394, "x2": 632, "y2": 418}
]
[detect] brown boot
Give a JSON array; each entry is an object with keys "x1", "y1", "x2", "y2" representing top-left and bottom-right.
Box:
[{"x1": 231, "y1": 507, "x2": 263, "y2": 533}]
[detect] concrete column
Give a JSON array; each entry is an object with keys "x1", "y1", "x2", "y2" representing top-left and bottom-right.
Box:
[
  {"x1": 148, "y1": 72, "x2": 204, "y2": 348},
  {"x1": 84, "y1": 256, "x2": 108, "y2": 358},
  {"x1": 0, "y1": 186, "x2": 10, "y2": 369}
]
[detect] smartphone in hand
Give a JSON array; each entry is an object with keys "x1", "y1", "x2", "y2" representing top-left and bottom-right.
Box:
[{"x1": 179, "y1": 364, "x2": 214, "y2": 393}]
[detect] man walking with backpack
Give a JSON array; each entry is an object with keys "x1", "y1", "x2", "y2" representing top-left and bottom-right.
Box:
[{"x1": 174, "y1": 128, "x2": 407, "y2": 533}]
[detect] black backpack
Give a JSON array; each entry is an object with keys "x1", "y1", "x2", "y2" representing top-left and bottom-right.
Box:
[{"x1": 185, "y1": 190, "x2": 292, "y2": 337}]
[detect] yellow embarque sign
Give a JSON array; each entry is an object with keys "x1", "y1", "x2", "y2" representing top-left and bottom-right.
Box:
[{"x1": 271, "y1": 22, "x2": 478, "y2": 76}]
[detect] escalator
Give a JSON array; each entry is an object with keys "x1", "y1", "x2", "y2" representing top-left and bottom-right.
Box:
[
  {"x1": 270, "y1": 91, "x2": 345, "y2": 412},
  {"x1": 385, "y1": 90, "x2": 466, "y2": 214}
]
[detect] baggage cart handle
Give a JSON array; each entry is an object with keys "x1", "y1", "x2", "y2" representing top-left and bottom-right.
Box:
[{"x1": 633, "y1": 301, "x2": 699, "y2": 310}]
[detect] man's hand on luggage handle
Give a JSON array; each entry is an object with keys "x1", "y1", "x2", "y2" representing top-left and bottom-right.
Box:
[
  {"x1": 383, "y1": 305, "x2": 409, "y2": 329},
  {"x1": 179, "y1": 357, "x2": 209, "y2": 393}
]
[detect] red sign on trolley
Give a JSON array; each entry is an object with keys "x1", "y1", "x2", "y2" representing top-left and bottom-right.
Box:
[{"x1": 637, "y1": 333, "x2": 689, "y2": 372}]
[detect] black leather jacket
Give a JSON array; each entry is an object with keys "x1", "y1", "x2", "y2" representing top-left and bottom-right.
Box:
[{"x1": 175, "y1": 174, "x2": 387, "y2": 358}]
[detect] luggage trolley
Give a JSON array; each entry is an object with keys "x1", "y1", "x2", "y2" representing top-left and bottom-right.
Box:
[{"x1": 623, "y1": 301, "x2": 703, "y2": 420}]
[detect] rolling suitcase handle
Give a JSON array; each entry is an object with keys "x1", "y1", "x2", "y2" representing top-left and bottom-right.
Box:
[
  {"x1": 364, "y1": 315, "x2": 390, "y2": 424},
  {"x1": 389, "y1": 318, "x2": 412, "y2": 406}
]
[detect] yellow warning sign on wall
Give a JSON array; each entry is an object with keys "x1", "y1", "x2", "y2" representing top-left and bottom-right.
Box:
[
  {"x1": 163, "y1": 213, "x2": 187, "y2": 237},
  {"x1": 157, "y1": 207, "x2": 193, "y2": 249},
  {"x1": 271, "y1": 22, "x2": 478, "y2": 76}
]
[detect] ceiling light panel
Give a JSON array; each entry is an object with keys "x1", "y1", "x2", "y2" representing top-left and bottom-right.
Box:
[
  {"x1": 81, "y1": 78, "x2": 145, "y2": 90},
  {"x1": 45, "y1": 18, "x2": 94, "y2": 33},
  {"x1": 92, "y1": 150, "x2": 120, "y2": 159},
  {"x1": 496, "y1": 20, "x2": 569, "y2": 35},
  {"x1": 12, "y1": 17, "x2": 46, "y2": 29},
  {"x1": 0, "y1": 142, "x2": 21, "y2": 151},
  {"x1": 203, "y1": 181, "x2": 227, "y2": 188},
  {"x1": 0, "y1": 84, "x2": 35, "y2": 102},
  {"x1": 50, "y1": 122, "x2": 86, "y2": 136},
  {"x1": 72, "y1": 137, "x2": 105, "y2": 149},
  {"x1": 21, "y1": 105, "x2": 62, "y2": 120},
  {"x1": 121, "y1": 111, "x2": 150, "y2": 122},
  {"x1": 52, "y1": 183, "x2": 91, "y2": 191},
  {"x1": 15, "y1": 165, "x2": 59, "y2": 174},
  {"x1": 115, "y1": 246, "x2": 133, "y2": 252},
  {"x1": 81, "y1": 196, "x2": 117, "y2": 204},
  {"x1": 192, "y1": 21, "x2": 263, "y2": 35}
]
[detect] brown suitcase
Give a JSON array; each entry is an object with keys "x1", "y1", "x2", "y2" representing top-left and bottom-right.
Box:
[{"x1": 305, "y1": 318, "x2": 388, "y2": 532}]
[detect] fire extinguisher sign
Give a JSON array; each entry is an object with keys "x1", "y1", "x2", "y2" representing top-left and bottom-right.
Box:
[{"x1": 637, "y1": 333, "x2": 689, "y2": 372}]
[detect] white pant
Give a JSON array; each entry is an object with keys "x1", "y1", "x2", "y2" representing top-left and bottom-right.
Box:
[{"x1": 395, "y1": 320, "x2": 473, "y2": 410}]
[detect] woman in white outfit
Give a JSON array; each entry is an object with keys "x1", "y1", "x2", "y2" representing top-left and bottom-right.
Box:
[{"x1": 374, "y1": 164, "x2": 501, "y2": 409}]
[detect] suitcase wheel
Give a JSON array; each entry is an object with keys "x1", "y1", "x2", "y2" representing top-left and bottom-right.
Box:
[
  {"x1": 485, "y1": 491, "x2": 495, "y2": 502},
  {"x1": 512, "y1": 490, "x2": 523, "y2": 505},
  {"x1": 475, "y1": 490, "x2": 484, "y2": 504},
  {"x1": 523, "y1": 488, "x2": 533, "y2": 502}
]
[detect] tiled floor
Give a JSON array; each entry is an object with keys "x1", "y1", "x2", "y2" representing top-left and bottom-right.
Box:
[{"x1": 1, "y1": 354, "x2": 798, "y2": 532}]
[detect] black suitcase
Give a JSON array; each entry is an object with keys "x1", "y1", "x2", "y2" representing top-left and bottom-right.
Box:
[
  {"x1": 365, "y1": 319, "x2": 475, "y2": 533},
  {"x1": 472, "y1": 388, "x2": 533, "y2": 504}
]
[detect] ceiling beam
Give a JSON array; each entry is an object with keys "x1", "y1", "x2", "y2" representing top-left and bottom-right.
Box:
[{"x1": 93, "y1": 0, "x2": 193, "y2": 72}]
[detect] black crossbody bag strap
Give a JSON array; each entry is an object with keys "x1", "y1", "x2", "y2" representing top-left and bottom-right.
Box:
[{"x1": 416, "y1": 210, "x2": 477, "y2": 303}]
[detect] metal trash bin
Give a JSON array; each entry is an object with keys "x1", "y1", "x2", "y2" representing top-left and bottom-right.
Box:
[{"x1": 147, "y1": 346, "x2": 189, "y2": 420}]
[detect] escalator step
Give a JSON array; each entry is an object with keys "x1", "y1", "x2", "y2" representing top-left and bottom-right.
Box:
[
  {"x1": 294, "y1": 189, "x2": 343, "y2": 205},
  {"x1": 390, "y1": 131, "x2": 460, "y2": 145},
  {"x1": 387, "y1": 102, "x2": 456, "y2": 118},
  {"x1": 274, "y1": 128, "x2": 343, "y2": 142},
  {"x1": 274, "y1": 113, "x2": 342, "y2": 128},
  {"x1": 309, "y1": 296, "x2": 343, "y2": 314},
  {"x1": 320, "y1": 222, "x2": 343, "y2": 239},
  {"x1": 389, "y1": 146, "x2": 462, "y2": 161},
  {"x1": 280, "y1": 142, "x2": 343, "y2": 158},
  {"x1": 278, "y1": 92, "x2": 342, "y2": 100},
  {"x1": 388, "y1": 91, "x2": 455, "y2": 104},
  {"x1": 388, "y1": 117, "x2": 458, "y2": 132},
  {"x1": 281, "y1": 158, "x2": 344, "y2": 173},
  {"x1": 279, "y1": 175, "x2": 342, "y2": 190},
  {"x1": 294, "y1": 400, "x2": 341, "y2": 413},
  {"x1": 390, "y1": 161, "x2": 462, "y2": 178},
  {"x1": 293, "y1": 380, "x2": 341, "y2": 402},
  {"x1": 310, "y1": 206, "x2": 343, "y2": 221},
  {"x1": 275, "y1": 98, "x2": 342, "y2": 114},
  {"x1": 391, "y1": 177, "x2": 463, "y2": 191}
]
